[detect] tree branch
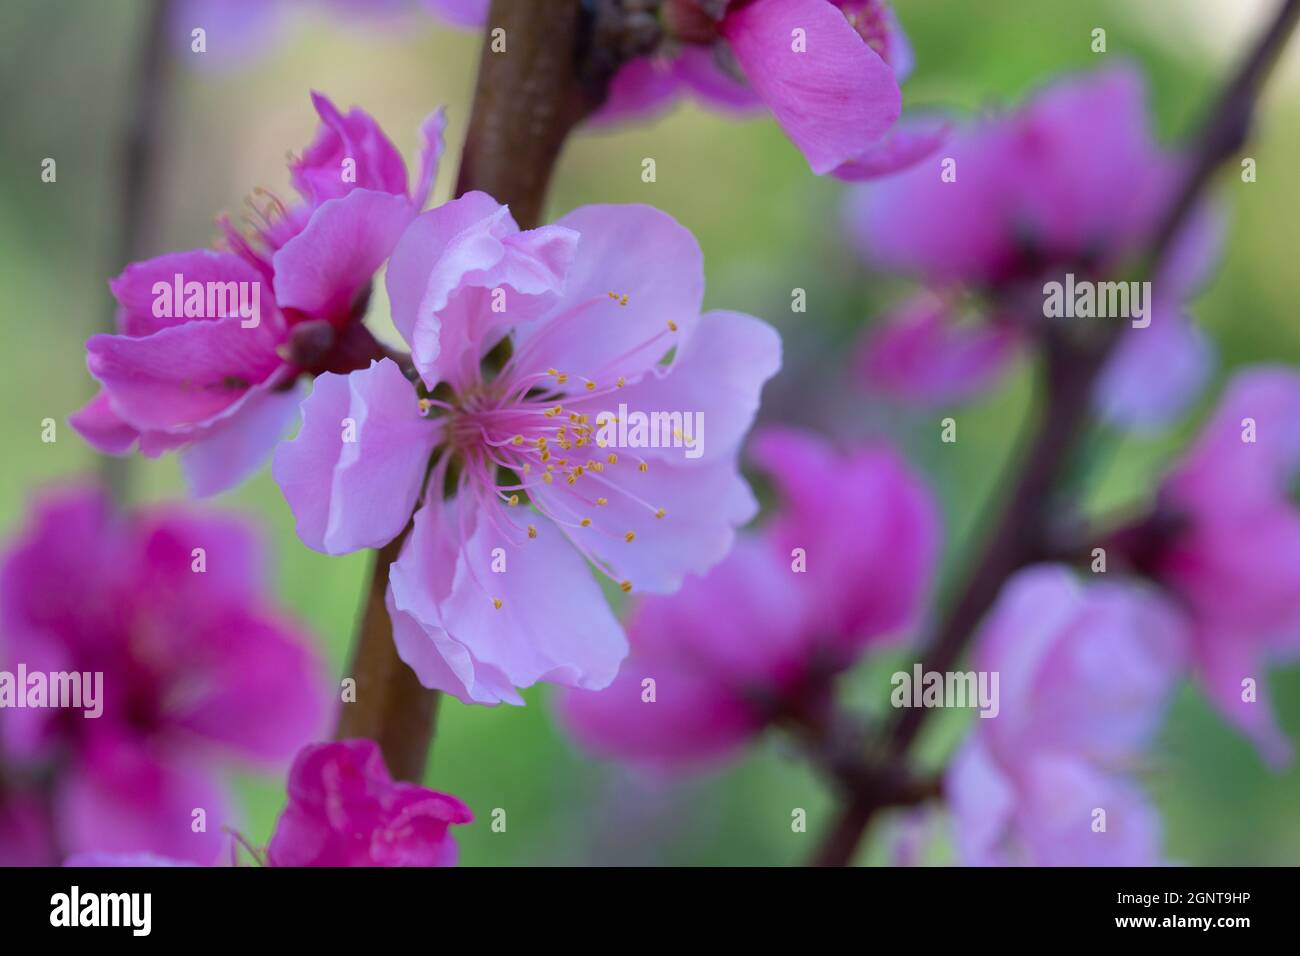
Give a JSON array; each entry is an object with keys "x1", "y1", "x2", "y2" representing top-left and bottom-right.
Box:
[{"x1": 810, "y1": 0, "x2": 1300, "y2": 866}]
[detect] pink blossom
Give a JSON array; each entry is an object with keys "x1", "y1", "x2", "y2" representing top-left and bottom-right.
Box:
[
  {"x1": 0, "y1": 485, "x2": 329, "y2": 864},
  {"x1": 273, "y1": 197, "x2": 781, "y2": 704},
  {"x1": 945, "y1": 566, "x2": 1185, "y2": 865},
  {"x1": 558, "y1": 428, "x2": 940, "y2": 767},
  {"x1": 1144, "y1": 367, "x2": 1300, "y2": 767},
  {"x1": 266, "y1": 739, "x2": 472, "y2": 866},
  {"x1": 847, "y1": 66, "x2": 1221, "y2": 428},
  {"x1": 71, "y1": 93, "x2": 445, "y2": 496}
]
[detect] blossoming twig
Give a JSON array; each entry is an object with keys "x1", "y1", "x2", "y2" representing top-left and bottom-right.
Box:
[{"x1": 810, "y1": 0, "x2": 1300, "y2": 867}]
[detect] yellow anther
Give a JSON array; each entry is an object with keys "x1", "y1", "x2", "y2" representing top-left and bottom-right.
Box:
[
  {"x1": 417, "y1": 398, "x2": 432, "y2": 415},
  {"x1": 620, "y1": 294, "x2": 629, "y2": 306},
  {"x1": 547, "y1": 368, "x2": 559, "y2": 376},
  {"x1": 536, "y1": 436, "x2": 547, "y2": 447},
  {"x1": 492, "y1": 598, "x2": 503, "y2": 610},
  {"x1": 655, "y1": 508, "x2": 666, "y2": 519},
  {"x1": 542, "y1": 472, "x2": 554, "y2": 485},
  {"x1": 585, "y1": 381, "x2": 596, "y2": 391},
  {"x1": 512, "y1": 435, "x2": 524, "y2": 446},
  {"x1": 541, "y1": 450, "x2": 551, "y2": 462},
  {"x1": 607, "y1": 453, "x2": 618, "y2": 465},
  {"x1": 507, "y1": 494, "x2": 519, "y2": 507},
  {"x1": 528, "y1": 524, "x2": 538, "y2": 539},
  {"x1": 580, "y1": 518, "x2": 591, "y2": 528},
  {"x1": 638, "y1": 462, "x2": 649, "y2": 473},
  {"x1": 624, "y1": 531, "x2": 636, "y2": 543},
  {"x1": 592, "y1": 462, "x2": 604, "y2": 473},
  {"x1": 596, "y1": 497, "x2": 608, "y2": 506},
  {"x1": 667, "y1": 320, "x2": 678, "y2": 332},
  {"x1": 566, "y1": 474, "x2": 578, "y2": 486},
  {"x1": 619, "y1": 580, "x2": 633, "y2": 593},
  {"x1": 556, "y1": 373, "x2": 568, "y2": 385},
  {"x1": 522, "y1": 463, "x2": 532, "y2": 474},
  {"x1": 616, "y1": 376, "x2": 625, "y2": 388}
]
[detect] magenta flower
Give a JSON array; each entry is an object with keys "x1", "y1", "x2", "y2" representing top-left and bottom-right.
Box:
[
  {"x1": 1128, "y1": 367, "x2": 1300, "y2": 767},
  {"x1": 945, "y1": 567, "x2": 1185, "y2": 865},
  {"x1": 558, "y1": 428, "x2": 939, "y2": 768},
  {"x1": 267, "y1": 739, "x2": 472, "y2": 866},
  {"x1": 846, "y1": 66, "x2": 1221, "y2": 428},
  {"x1": 273, "y1": 196, "x2": 781, "y2": 704},
  {"x1": 71, "y1": 92, "x2": 444, "y2": 495},
  {"x1": 0, "y1": 486, "x2": 329, "y2": 864},
  {"x1": 0, "y1": 793, "x2": 55, "y2": 866}
]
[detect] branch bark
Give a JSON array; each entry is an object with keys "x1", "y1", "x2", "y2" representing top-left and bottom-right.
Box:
[{"x1": 810, "y1": 0, "x2": 1300, "y2": 867}]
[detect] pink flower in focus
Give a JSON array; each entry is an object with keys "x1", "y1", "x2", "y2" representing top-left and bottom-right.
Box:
[
  {"x1": 71, "y1": 93, "x2": 445, "y2": 496},
  {"x1": 267, "y1": 739, "x2": 472, "y2": 866},
  {"x1": 945, "y1": 567, "x2": 1185, "y2": 865},
  {"x1": 847, "y1": 66, "x2": 1221, "y2": 428},
  {"x1": 558, "y1": 428, "x2": 940, "y2": 768},
  {"x1": 0, "y1": 486, "x2": 330, "y2": 864},
  {"x1": 273, "y1": 197, "x2": 781, "y2": 704},
  {"x1": 1142, "y1": 367, "x2": 1300, "y2": 767}
]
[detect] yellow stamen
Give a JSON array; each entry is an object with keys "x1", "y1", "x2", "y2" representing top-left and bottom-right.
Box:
[
  {"x1": 624, "y1": 531, "x2": 635, "y2": 543},
  {"x1": 619, "y1": 580, "x2": 633, "y2": 593}
]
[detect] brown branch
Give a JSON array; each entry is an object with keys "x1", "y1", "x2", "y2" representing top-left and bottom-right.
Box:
[
  {"x1": 810, "y1": 0, "x2": 1300, "y2": 867},
  {"x1": 336, "y1": 0, "x2": 651, "y2": 780}
]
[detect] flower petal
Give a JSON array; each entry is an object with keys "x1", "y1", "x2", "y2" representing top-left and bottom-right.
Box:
[
  {"x1": 273, "y1": 359, "x2": 438, "y2": 555},
  {"x1": 721, "y1": 0, "x2": 901, "y2": 174}
]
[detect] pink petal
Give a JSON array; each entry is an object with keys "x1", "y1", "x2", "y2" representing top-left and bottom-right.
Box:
[
  {"x1": 854, "y1": 293, "x2": 1020, "y2": 405},
  {"x1": 411, "y1": 107, "x2": 448, "y2": 211},
  {"x1": 272, "y1": 188, "x2": 416, "y2": 322},
  {"x1": 108, "y1": 249, "x2": 268, "y2": 337},
  {"x1": 292, "y1": 91, "x2": 409, "y2": 204},
  {"x1": 831, "y1": 113, "x2": 950, "y2": 181},
  {"x1": 389, "y1": 497, "x2": 628, "y2": 703},
  {"x1": 179, "y1": 382, "x2": 304, "y2": 497},
  {"x1": 509, "y1": 204, "x2": 705, "y2": 387},
  {"x1": 69, "y1": 391, "x2": 141, "y2": 455},
  {"x1": 721, "y1": 0, "x2": 901, "y2": 174},
  {"x1": 273, "y1": 359, "x2": 439, "y2": 555}
]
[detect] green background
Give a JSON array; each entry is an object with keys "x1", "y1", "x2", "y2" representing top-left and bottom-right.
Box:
[{"x1": 1, "y1": 0, "x2": 1298, "y2": 864}]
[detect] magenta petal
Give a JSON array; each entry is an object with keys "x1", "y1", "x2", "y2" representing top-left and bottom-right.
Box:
[
  {"x1": 85, "y1": 316, "x2": 285, "y2": 432},
  {"x1": 751, "y1": 427, "x2": 941, "y2": 652},
  {"x1": 855, "y1": 294, "x2": 1020, "y2": 405},
  {"x1": 722, "y1": 0, "x2": 901, "y2": 174},
  {"x1": 272, "y1": 189, "x2": 415, "y2": 321},
  {"x1": 64, "y1": 851, "x2": 195, "y2": 867},
  {"x1": 1192, "y1": 625, "x2": 1294, "y2": 768},
  {"x1": 69, "y1": 391, "x2": 141, "y2": 455},
  {"x1": 108, "y1": 249, "x2": 268, "y2": 337},
  {"x1": 267, "y1": 740, "x2": 472, "y2": 867},
  {"x1": 293, "y1": 92, "x2": 409, "y2": 204},
  {"x1": 676, "y1": 44, "x2": 764, "y2": 111},
  {"x1": 57, "y1": 737, "x2": 229, "y2": 866},
  {"x1": 589, "y1": 55, "x2": 685, "y2": 125},
  {"x1": 273, "y1": 359, "x2": 438, "y2": 555}
]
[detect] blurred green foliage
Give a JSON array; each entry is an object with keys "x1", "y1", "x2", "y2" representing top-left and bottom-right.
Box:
[{"x1": 1, "y1": 0, "x2": 1297, "y2": 865}]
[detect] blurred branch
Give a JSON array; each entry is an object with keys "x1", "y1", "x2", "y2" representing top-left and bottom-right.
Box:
[
  {"x1": 337, "y1": 0, "x2": 658, "y2": 780},
  {"x1": 809, "y1": 0, "x2": 1300, "y2": 867},
  {"x1": 99, "y1": 0, "x2": 174, "y2": 503}
]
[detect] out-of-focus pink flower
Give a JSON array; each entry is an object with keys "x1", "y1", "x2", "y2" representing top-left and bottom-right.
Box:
[
  {"x1": 273, "y1": 197, "x2": 780, "y2": 704},
  {"x1": 1143, "y1": 367, "x2": 1300, "y2": 767},
  {"x1": 557, "y1": 428, "x2": 939, "y2": 768},
  {"x1": 267, "y1": 739, "x2": 472, "y2": 866},
  {"x1": 0, "y1": 792, "x2": 56, "y2": 866},
  {"x1": 71, "y1": 93, "x2": 445, "y2": 496},
  {"x1": 945, "y1": 566, "x2": 1185, "y2": 865},
  {"x1": 64, "y1": 851, "x2": 196, "y2": 867},
  {"x1": 0, "y1": 485, "x2": 330, "y2": 864},
  {"x1": 847, "y1": 66, "x2": 1220, "y2": 428}
]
